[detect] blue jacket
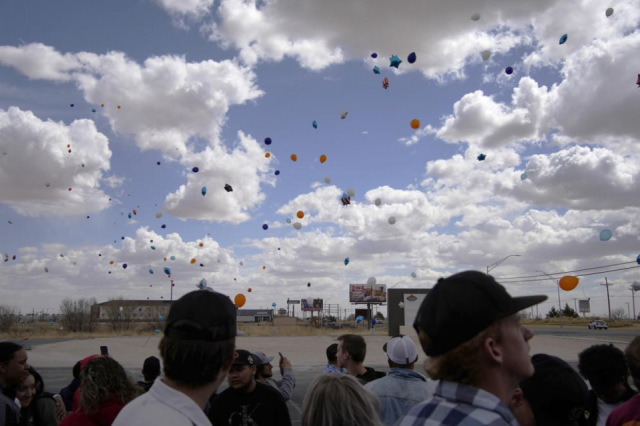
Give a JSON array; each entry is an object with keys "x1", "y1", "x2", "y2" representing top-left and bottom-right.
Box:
[{"x1": 364, "y1": 368, "x2": 431, "y2": 426}]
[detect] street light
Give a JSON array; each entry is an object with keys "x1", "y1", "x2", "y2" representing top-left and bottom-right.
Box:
[
  {"x1": 536, "y1": 270, "x2": 562, "y2": 328},
  {"x1": 486, "y1": 255, "x2": 521, "y2": 274}
]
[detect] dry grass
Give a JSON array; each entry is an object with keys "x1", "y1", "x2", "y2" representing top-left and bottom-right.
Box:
[
  {"x1": 523, "y1": 317, "x2": 637, "y2": 328},
  {"x1": 238, "y1": 324, "x2": 388, "y2": 337}
]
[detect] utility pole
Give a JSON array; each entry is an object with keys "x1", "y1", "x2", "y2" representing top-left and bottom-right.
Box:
[
  {"x1": 633, "y1": 288, "x2": 637, "y2": 321},
  {"x1": 626, "y1": 302, "x2": 631, "y2": 319},
  {"x1": 601, "y1": 277, "x2": 613, "y2": 320},
  {"x1": 573, "y1": 298, "x2": 578, "y2": 312}
]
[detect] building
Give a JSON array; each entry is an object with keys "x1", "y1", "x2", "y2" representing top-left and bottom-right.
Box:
[
  {"x1": 387, "y1": 288, "x2": 430, "y2": 336},
  {"x1": 91, "y1": 300, "x2": 172, "y2": 321},
  {"x1": 237, "y1": 309, "x2": 274, "y2": 323}
]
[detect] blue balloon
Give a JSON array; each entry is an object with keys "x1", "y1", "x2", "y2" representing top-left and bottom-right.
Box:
[
  {"x1": 149, "y1": 268, "x2": 154, "y2": 274},
  {"x1": 159, "y1": 315, "x2": 163, "y2": 321},
  {"x1": 373, "y1": 66, "x2": 380, "y2": 74},
  {"x1": 121, "y1": 236, "x2": 125, "y2": 240},
  {"x1": 407, "y1": 52, "x2": 417, "y2": 64},
  {"x1": 344, "y1": 257, "x2": 350, "y2": 266},
  {"x1": 286, "y1": 218, "x2": 291, "y2": 224},
  {"x1": 271, "y1": 302, "x2": 276, "y2": 307},
  {"x1": 91, "y1": 109, "x2": 96, "y2": 113},
  {"x1": 151, "y1": 246, "x2": 156, "y2": 250},
  {"x1": 192, "y1": 167, "x2": 199, "y2": 173},
  {"x1": 559, "y1": 34, "x2": 568, "y2": 45},
  {"x1": 506, "y1": 66, "x2": 514, "y2": 75},
  {"x1": 275, "y1": 170, "x2": 280, "y2": 176},
  {"x1": 70, "y1": 104, "x2": 74, "y2": 107},
  {"x1": 637, "y1": 254, "x2": 640, "y2": 265},
  {"x1": 389, "y1": 55, "x2": 402, "y2": 68},
  {"x1": 154, "y1": 329, "x2": 161, "y2": 333},
  {"x1": 264, "y1": 137, "x2": 272, "y2": 145},
  {"x1": 128, "y1": 213, "x2": 132, "y2": 219},
  {"x1": 201, "y1": 186, "x2": 207, "y2": 196},
  {"x1": 600, "y1": 229, "x2": 612, "y2": 241},
  {"x1": 477, "y1": 153, "x2": 486, "y2": 161},
  {"x1": 123, "y1": 263, "x2": 128, "y2": 269},
  {"x1": 371, "y1": 53, "x2": 378, "y2": 58},
  {"x1": 520, "y1": 173, "x2": 528, "y2": 181},
  {"x1": 372, "y1": 319, "x2": 377, "y2": 325},
  {"x1": 170, "y1": 256, "x2": 176, "y2": 261},
  {"x1": 157, "y1": 161, "x2": 161, "y2": 165},
  {"x1": 161, "y1": 224, "x2": 166, "y2": 229},
  {"x1": 262, "y1": 224, "x2": 269, "y2": 230},
  {"x1": 164, "y1": 267, "x2": 171, "y2": 275},
  {"x1": 312, "y1": 120, "x2": 318, "y2": 129}
]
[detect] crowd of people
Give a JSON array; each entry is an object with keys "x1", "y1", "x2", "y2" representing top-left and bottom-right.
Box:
[{"x1": 2, "y1": 270, "x2": 640, "y2": 426}]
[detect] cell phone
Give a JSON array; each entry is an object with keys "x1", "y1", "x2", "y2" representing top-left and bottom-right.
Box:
[
  {"x1": 278, "y1": 352, "x2": 284, "y2": 376},
  {"x1": 100, "y1": 346, "x2": 109, "y2": 356}
]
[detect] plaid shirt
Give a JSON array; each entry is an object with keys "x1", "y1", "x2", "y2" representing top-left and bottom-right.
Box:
[{"x1": 395, "y1": 381, "x2": 520, "y2": 426}]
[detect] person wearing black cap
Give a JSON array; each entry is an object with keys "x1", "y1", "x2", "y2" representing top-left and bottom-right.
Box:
[
  {"x1": 207, "y1": 349, "x2": 292, "y2": 426},
  {"x1": 137, "y1": 356, "x2": 161, "y2": 393},
  {"x1": 509, "y1": 354, "x2": 589, "y2": 426},
  {"x1": 397, "y1": 270, "x2": 547, "y2": 426},
  {"x1": 113, "y1": 290, "x2": 237, "y2": 426}
]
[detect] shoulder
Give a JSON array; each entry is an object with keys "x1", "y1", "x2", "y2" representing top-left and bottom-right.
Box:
[
  {"x1": 114, "y1": 396, "x2": 193, "y2": 426},
  {"x1": 256, "y1": 383, "x2": 286, "y2": 401}
]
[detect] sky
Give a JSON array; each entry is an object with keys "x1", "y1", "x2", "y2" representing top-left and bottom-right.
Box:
[{"x1": 1, "y1": 0, "x2": 639, "y2": 319}]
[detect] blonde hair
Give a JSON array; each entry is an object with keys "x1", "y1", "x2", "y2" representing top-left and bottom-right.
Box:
[
  {"x1": 301, "y1": 374, "x2": 384, "y2": 426},
  {"x1": 424, "y1": 319, "x2": 503, "y2": 386}
]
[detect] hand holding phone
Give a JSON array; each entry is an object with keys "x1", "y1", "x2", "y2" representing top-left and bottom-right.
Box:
[{"x1": 100, "y1": 346, "x2": 109, "y2": 356}]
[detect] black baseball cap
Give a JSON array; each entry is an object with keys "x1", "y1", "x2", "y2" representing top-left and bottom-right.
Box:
[
  {"x1": 414, "y1": 270, "x2": 546, "y2": 356},
  {"x1": 142, "y1": 356, "x2": 161, "y2": 374},
  {"x1": 520, "y1": 354, "x2": 589, "y2": 426},
  {"x1": 164, "y1": 290, "x2": 236, "y2": 342},
  {"x1": 232, "y1": 350, "x2": 255, "y2": 366}
]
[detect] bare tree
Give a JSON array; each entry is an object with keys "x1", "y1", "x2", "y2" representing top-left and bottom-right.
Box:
[
  {"x1": 0, "y1": 304, "x2": 18, "y2": 333},
  {"x1": 103, "y1": 297, "x2": 137, "y2": 332},
  {"x1": 141, "y1": 306, "x2": 166, "y2": 332},
  {"x1": 59, "y1": 298, "x2": 96, "y2": 333},
  {"x1": 612, "y1": 307, "x2": 626, "y2": 322}
]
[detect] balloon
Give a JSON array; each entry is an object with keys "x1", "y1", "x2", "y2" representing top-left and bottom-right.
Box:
[
  {"x1": 128, "y1": 213, "x2": 132, "y2": 219},
  {"x1": 606, "y1": 7, "x2": 614, "y2": 17},
  {"x1": 382, "y1": 77, "x2": 389, "y2": 90},
  {"x1": 324, "y1": 176, "x2": 331, "y2": 184},
  {"x1": 262, "y1": 224, "x2": 269, "y2": 230},
  {"x1": 559, "y1": 34, "x2": 568, "y2": 45},
  {"x1": 374, "y1": 198, "x2": 382, "y2": 206},
  {"x1": 117, "y1": 105, "x2": 121, "y2": 109},
  {"x1": 477, "y1": 153, "x2": 486, "y2": 161},
  {"x1": 192, "y1": 167, "x2": 199, "y2": 173},
  {"x1": 44, "y1": 267, "x2": 49, "y2": 273},
  {"x1": 264, "y1": 137, "x2": 272, "y2": 145},
  {"x1": 224, "y1": 184, "x2": 233, "y2": 192},
  {"x1": 291, "y1": 154, "x2": 297, "y2": 162},
  {"x1": 161, "y1": 224, "x2": 166, "y2": 229},
  {"x1": 312, "y1": 120, "x2": 318, "y2": 129},
  {"x1": 191, "y1": 258, "x2": 196, "y2": 264},
  {"x1": 164, "y1": 267, "x2": 171, "y2": 275},
  {"x1": 201, "y1": 186, "x2": 207, "y2": 196},
  {"x1": 373, "y1": 66, "x2": 380, "y2": 74},
  {"x1": 307, "y1": 297, "x2": 313, "y2": 306},
  {"x1": 471, "y1": 13, "x2": 481, "y2": 21},
  {"x1": 637, "y1": 254, "x2": 640, "y2": 265},
  {"x1": 411, "y1": 272, "x2": 417, "y2": 278},
  {"x1": 70, "y1": 104, "x2": 74, "y2": 107},
  {"x1": 410, "y1": 119, "x2": 420, "y2": 129},
  {"x1": 234, "y1": 294, "x2": 246, "y2": 308},
  {"x1": 559, "y1": 276, "x2": 579, "y2": 291},
  {"x1": 154, "y1": 329, "x2": 161, "y2": 333},
  {"x1": 307, "y1": 282, "x2": 311, "y2": 287},
  {"x1": 198, "y1": 278, "x2": 207, "y2": 289},
  {"x1": 239, "y1": 261, "x2": 244, "y2": 266},
  {"x1": 170, "y1": 256, "x2": 175, "y2": 261},
  {"x1": 151, "y1": 246, "x2": 156, "y2": 250},
  {"x1": 344, "y1": 257, "x2": 350, "y2": 266},
  {"x1": 149, "y1": 268, "x2": 154, "y2": 274},
  {"x1": 600, "y1": 229, "x2": 612, "y2": 241},
  {"x1": 92, "y1": 109, "x2": 96, "y2": 113},
  {"x1": 275, "y1": 170, "x2": 280, "y2": 176},
  {"x1": 199, "y1": 242, "x2": 204, "y2": 247},
  {"x1": 521, "y1": 173, "x2": 528, "y2": 181},
  {"x1": 372, "y1": 319, "x2": 377, "y2": 326},
  {"x1": 371, "y1": 53, "x2": 378, "y2": 58},
  {"x1": 296, "y1": 211, "x2": 305, "y2": 219},
  {"x1": 407, "y1": 52, "x2": 417, "y2": 64},
  {"x1": 286, "y1": 218, "x2": 291, "y2": 224},
  {"x1": 388, "y1": 216, "x2": 396, "y2": 225},
  {"x1": 122, "y1": 264, "x2": 128, "y2": 269},
  {"x1": 367, "y1": 277, "x2": 377, "y2": 285},
  {"x1": 293, "y1": 222, "x2": 302, "y2": 230},
  {"x1": 262, "y1": 266, "x2": 266, "y2": 270},
  {"x1": 320, "y1": 154, "x2": 327, "y2": 164},
  {"x1": 156, "y1": 212, "x2": 162, "y2": 219},
  {"x1": 481, "y1": 50, "x2": 491, "y2": 61},
  {"x1": 389, "y1": 55, "x2": 402, "y2": 68},
  {"x1": 505, "y1": 66, "x2": 514, "y2": 75},
  {"x1": 341, "y1": 111, "x2": 348, "y2": 119},
  {"x1": 346, "y1": 187, "x2": 355, "y2": 197},
  {"x1": 248, "y1": 287, "x2": 252, "y2": 292},
  {"x1": 265, "y1": 153, "x2": 271, "y2": 158}
]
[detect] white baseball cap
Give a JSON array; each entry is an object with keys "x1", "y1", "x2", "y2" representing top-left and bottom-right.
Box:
[
  {"x1": 252, "y1": 351, "x2": 275, "y2": 365},
  {"x1": 383, "y1": 335, "x2": 418, "y2": 365}
]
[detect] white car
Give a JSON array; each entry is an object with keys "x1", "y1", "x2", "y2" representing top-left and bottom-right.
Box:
[{"x1": 588, "y1": 320, "x2": 609, "y2": 330}]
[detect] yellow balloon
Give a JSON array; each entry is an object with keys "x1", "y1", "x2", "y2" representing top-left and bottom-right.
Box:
[
  {"x1": 559, "y1": 276, "x2": 579, "y2": 291},
  {"x1": 234, "y1": 294, "x2": 246, "y2": 308}
]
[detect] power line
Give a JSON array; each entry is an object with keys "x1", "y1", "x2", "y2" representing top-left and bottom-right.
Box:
[
  {"x1": 497, "y1": 265, "x2": 640, "y2": 284},
  {"x1": 496, "y1": 261, "x2": 637, "y2": 280}
]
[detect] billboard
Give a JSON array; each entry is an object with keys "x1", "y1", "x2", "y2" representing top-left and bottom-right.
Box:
[
  {"x1": 350, "y1": 284, "x2": 387, "y2": 304},
  {"x1": 578, "y1": 299, "x2": 590, "y2": 313},
  {"x1": 301, "y1": 298, "x2": 323, "y2": 311}
]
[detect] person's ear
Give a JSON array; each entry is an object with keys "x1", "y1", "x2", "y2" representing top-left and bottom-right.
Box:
[
  {"x1": 484, "y1": 336, "x2": 503, "y2": 365},
  {"x1": 510, "y1": 387, "x2": 526, "y2": 408}
]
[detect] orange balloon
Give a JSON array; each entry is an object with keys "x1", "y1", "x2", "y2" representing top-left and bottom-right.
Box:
[
  {"x1": 109, "y1": 261, "x2": 114, "y2": 265},
  {"x1": 248, "y1": 288, "x2": 252, "y2": 292},
  {"x1": 265, "y1": 152, "x2": 271, "y2": 158},
  {"x1": 164, "y1": 257, "x2": 167, "y2": 261},
  {"x1": 559, "y1": 276, "x2": 579, "y2": 291},
  {"x1": 191, "y1": 258, "x2": 196, "y2": 264},
  {"x1": 297, "y1": 210, "x2": 304, "y2": 219},
  {"x1": 290, "y1": 154, "x2": 297, "y2": 162},
  {"x1": 117, "y1": 105, "x2": 121, "y2": 110},
  {"x1": 411, "y1": 119, "x2": 421, "y2": 129},
  {"x1": 133, "y1": 209, "x2": 137, "y2": 215},
  {"x1": 234, "y1": 294, "x2": 246, "y2": 308},
  {"x1": 199, "y1": 242, "x2": 204, "y2": 247},
  {"x1": 320, "y1": 154, "x2": 327, "y2": 164},
  {"x1": 262, "y1": 265, "x2": 266, "y2": 270}
]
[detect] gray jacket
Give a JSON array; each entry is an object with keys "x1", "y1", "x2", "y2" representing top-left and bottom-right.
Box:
[
  {"x1": 261, "y1": 368, "x2": 296, "y2": 401},
  {"x1": 0, "y1": 383, "x2": 21, "y2": 426}
]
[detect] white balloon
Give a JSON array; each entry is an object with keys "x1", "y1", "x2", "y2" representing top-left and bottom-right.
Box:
[
  {"x1": 324, "y1": 176, "x2": 331, "y2": 184},
  {"x1": 411, "y1": 271, "x2": 417, "y2": 278},
  {"x1": 481, "y1": 50, "x2": 491, "y2": 61},
  {"x1": 293, "y1": 222, "x2": 302, "y2": 230},
  {"x1": 388, "y1": 216, "x2": 396, "y2": 225},
  {"x1": 346, "y1": 187, "x2": 355, "y2": 197},
  {"x1": 606, "y1": 7, "x2": 614, "y2": 17},
  {"x1": 471, "y1": 13, "x2": 481, "y2": 21},
  {"x1": 307, "y1": 297, "x2": 314, "y2": 305},
  {"x1": 367, "y1": 277, "x2": 377, "y2": 286},
  {"x1": 119, "y1": 307, "x2": 123, "y2": 311},
  {"x1": 398, "y1": 301, "x2": 405, "y2": 309},
  {"x1": 374, "y1": 198, "x2": 382, "y2": 206},
  {"x1": 155, "y1": 212, "x2": 162, "y2": 219}
]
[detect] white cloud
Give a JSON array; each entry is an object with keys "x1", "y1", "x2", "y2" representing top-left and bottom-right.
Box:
[
  {"x1": 163, "y1": 132, "x2": 275, "y2": 223},
  {"x1": 103, "y1": 175, "x2": 126, "y2": 189},
  {"x1": 399, "y1": 125, "x2": 437, "y2": 146},
  {"x1": 0, "y1": 107, "x2": 112, "y2": 217},
  {"x1": 0, "y1": 44, "x2": 81, "y2": 81},
  {"x1": 151, "y1": 0, "x2": 214, "y2": 18}
]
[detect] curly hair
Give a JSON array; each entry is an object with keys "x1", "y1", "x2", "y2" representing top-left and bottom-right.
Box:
[
  {"x1": 578, "y1": 344, "x2": 628, "y2": 388},
  {"x1": 79, "y1": 357, "x2": 139, "y2": 414},
  {"x1": 423, "y1": 320, "x2": 503, "y2": 386}
]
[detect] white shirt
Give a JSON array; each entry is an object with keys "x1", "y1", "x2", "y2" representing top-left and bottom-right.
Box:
[
  {"x1": 113, "y1": 378, "x2": 211, "y2": 426},
  {"x1": 597, "y1": 398, "x2": 621, "y2": 426}
]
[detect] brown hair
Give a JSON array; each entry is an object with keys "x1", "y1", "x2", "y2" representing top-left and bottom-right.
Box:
[
  {"x1": 423, "y1": 320, "x2": 503, "y2": 386},
  {"x1": 79, "y1": 357, "x2": 139, "y2": 414},
  {"x1": 625, "y1": 336, "x2": 640, "y2": 389},
  {"x1": 337, "y1": 334, "x2": 366, "y2": 364}
]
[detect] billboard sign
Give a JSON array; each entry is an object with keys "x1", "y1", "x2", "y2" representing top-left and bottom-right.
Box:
[
  {"x1": 301, "y1": 298, "x2": 323, "y2": 311},
  {"x1": 578, "y1": 299, "x2": 590, "y2": 313},
  {"x1": 287, "y1": 299, "x2": 301, "y2": 304},
  {"x1": 350, "y1": 284, "x2": 387, "y2": 304}
]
